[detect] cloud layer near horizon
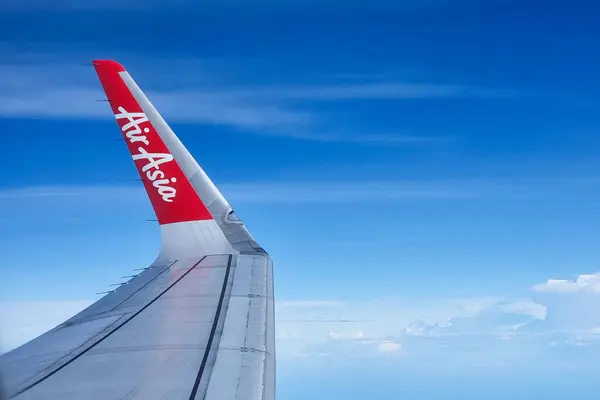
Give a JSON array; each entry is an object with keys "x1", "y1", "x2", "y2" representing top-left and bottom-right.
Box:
[{"x1": 3, "y1": 271, "x2": 600, "y2": 370}]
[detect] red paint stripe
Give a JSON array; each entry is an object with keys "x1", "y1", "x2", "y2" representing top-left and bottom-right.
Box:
[{"x1": 93, "y1": 59, "x2": 213, "y2": 224}]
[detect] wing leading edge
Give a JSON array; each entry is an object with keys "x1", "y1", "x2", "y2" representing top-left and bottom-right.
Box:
[{"x1": 0, "y1": 61, "x2": 275, "y2": 400}]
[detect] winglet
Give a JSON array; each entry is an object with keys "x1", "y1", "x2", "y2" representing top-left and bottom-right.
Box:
[{"x1": 93, "y1": 59, "x2": 213, "y2": 224}]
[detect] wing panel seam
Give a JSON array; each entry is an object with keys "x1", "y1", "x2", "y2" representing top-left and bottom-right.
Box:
[
  {"x1": 110, "y1": 260, "x2": 177, "y2": 311},
  {"x1": 188, "y1": 254, "x2": 233, "y2": 400}
]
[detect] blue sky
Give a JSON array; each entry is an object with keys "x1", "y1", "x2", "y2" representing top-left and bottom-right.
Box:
[{"x1": 2, "y1": 0, "x2": 600, "y2": 398}]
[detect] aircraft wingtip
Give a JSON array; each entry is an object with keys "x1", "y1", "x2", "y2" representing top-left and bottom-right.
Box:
[{"x1": 92, "y1": 59, "x2": 126, "y2": 72}]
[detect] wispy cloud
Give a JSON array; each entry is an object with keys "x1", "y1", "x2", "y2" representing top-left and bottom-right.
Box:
[
  {"x1": 0, "y1": 86, "x2": 312, "y2": 132},
  {"x1": 0, "y1": 61, "x2": 506, "y2": 145},
  {"x1": 222, "y1": 180, "x2": 510, "y2": 202},
  {"x1": 2, "y1": 276, "x2": 599, "y2": 367},
  {"x1": 0, "y1": 181, "x2": 507, "y2": 205},
  {"x1": 3, "y1": 175, "x2": 597, "y2": 207},
  {"x1": 0, "y1": 63, "x2": 315, "y2": 135},
  {"x1": 202, "y1": 82, "x2": 511, "y2": 102},
  {"x1": 286, "y1": 131, "x2": 454, "y2": 146},
  {"x1": 499, "y1": 300, "x2": 548, "y2": 320},
  {"x1": 0, "y1": 185, "x2": 142, "y2": 200},
  {"x1": 274, "y1": 294, "x2": 553, "y2": 361},
  {"x1": 377, "y1": 341, "x2": 402, "y2": 353}
]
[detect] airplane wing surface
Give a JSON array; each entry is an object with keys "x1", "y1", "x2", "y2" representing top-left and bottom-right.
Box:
[{"x1": 0, "y1": 60, "x2": 275, "y2": 400}]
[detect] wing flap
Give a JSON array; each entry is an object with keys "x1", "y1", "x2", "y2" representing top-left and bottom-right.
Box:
[{"x1": 205, "y1": 255, "x2": 275, "y2": 399}]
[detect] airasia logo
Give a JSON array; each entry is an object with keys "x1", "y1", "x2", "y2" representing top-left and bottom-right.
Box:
[{"x1": 115, "y1": 106, "x2": 177, "y2": 203}]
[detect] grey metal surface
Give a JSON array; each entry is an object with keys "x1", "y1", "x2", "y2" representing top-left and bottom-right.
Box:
[
  {"x1": 205, "y1": 255, "x2": 275, "y2": 400},
  {"x1": 1, "y1": 252, "x2": 274, "y2": 400}
]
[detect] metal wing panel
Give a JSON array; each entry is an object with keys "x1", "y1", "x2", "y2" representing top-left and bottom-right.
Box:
[
  {"x1": 4, "y1": 252, "x2": 275, "y2": 400},
  {"x1": 2, "y1": 260, "x2": 175, "y2": 396},
  {"x1": 2, "y1": 314, "x2": 126, "y2": 394},
  {"x1": 4, "y1": 255, "x2": 235, "y2": 399},
  {"x1": 204, "y1": 254, "x2": 275, "y2": 400},
  {"x1": 63, "y1": 260, "x2": 176, "y2": 325}
]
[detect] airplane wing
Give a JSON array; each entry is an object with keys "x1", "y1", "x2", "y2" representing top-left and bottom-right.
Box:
[{"x1": 0, "y1": 60, "x2": 275, "y2": 400}]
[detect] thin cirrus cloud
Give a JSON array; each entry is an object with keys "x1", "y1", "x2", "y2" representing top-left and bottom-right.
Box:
[
  {"x1": 0, "y1": 61, "x2": 507, "y2": 145},
  {"x1": 0, "y1": 181, "x2": 508, "y2": 206},
  {"x1": 1, "y1": 177, "x2": 595, "y2": 212},
  {"x1": 0, "y1": 86, "x2": 312, "y2": 132},
  {"x1": 202, "y1": 82, "x2": 512, "y2": 102},
  {"x1": 0, "y1": 185, "x2": 142, "y2": 201}
]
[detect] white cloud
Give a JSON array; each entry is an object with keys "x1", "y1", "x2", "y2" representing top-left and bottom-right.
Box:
[
  {"x1": 0, "y1": 185, "x2": 142, "y2": 200},
  {"x1": 0, "y1": 62, "x2": 315, "y2": 138},
  {"x1": 400, "y1": 299, "x2": 546, "y2": 341},
  {"x1": 0, "y1": 278, "x2": 590, "y2": 367},
  {"x1": 532, "y1": 273, "x2": 600, "y2": 294},
  {"x1": 274, "y1": 295, "x2": 552, "y2": 362},
  {"x1": 403, "y1": 319, "x2": 452, "y2": 337},
  {"x1": 328, "y1": 331, "x2": 365, "y2": 340},
  {"x1": 0, "y1": 290, "x2": 596, "y2": 369},
  {"x1": 0, "y1": 85, "x2": 312, "y2": 132},
  {"x1": 377, "y1": 341, "x2": 401, "y2": 353},
  {"x1": 499, "y1": 300, "x2": 547, "y2": 320},
  {"x1": 455, "y1": 297, "x2": 500, "y2": 314}
]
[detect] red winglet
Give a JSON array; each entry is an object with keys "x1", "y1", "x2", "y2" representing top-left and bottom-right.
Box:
[{"x1": 93, "y1": 60, "x2": 213, "y2": 224}]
